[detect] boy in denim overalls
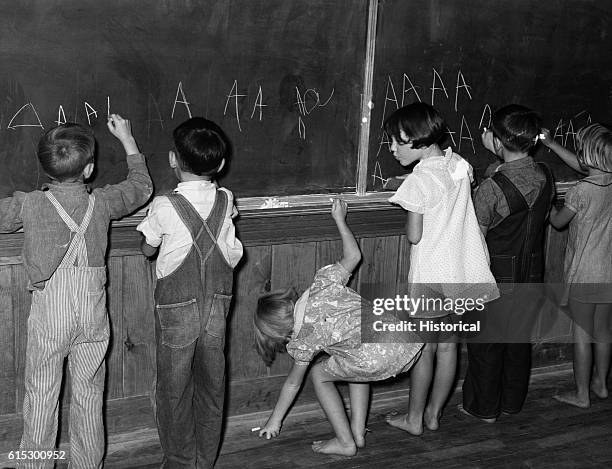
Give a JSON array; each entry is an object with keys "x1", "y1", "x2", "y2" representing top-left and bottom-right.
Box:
[
  {"x1": 137, "y1": 117, "x2": 243, "y2": 468},
  {"x1": 0, "y1": 115, "x2": 153, "y2": 468}
]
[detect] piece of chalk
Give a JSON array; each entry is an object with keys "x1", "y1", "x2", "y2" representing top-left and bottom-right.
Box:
[{"x1": 251, "y1": 426, "x2": 261, "y2": 432}]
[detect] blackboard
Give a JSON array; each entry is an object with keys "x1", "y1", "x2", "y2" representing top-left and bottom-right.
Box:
[
  {"x1": 0, "y1": 0, "x2": 367, "y2": 199},
  {"x1": 368, "y1": 0, "x2": 612, "y2": 189}
]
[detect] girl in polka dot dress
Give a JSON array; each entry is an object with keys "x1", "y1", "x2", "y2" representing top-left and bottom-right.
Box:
[{"x1": 385, "y1": 103, "x2": 499, "y2": 435}]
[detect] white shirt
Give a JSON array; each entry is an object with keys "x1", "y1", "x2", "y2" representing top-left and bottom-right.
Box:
[{"x1": 137, "y1": 180, "x2": 243, "y2": 279}]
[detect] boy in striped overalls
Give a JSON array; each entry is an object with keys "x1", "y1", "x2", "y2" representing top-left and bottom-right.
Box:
[
  {"x1": 0, "y1": 115, "x2": 153, "y2": 468},
  {"x1": 137, "y1": 117, "x2": 243, "y2": 468}
]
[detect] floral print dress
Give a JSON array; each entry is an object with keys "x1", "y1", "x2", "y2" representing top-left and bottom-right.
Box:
[{"x1": 286, "y1": 263, "x2": 423, "y2": 381}]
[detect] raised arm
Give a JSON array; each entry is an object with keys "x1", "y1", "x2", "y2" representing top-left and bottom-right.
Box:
[
  {"x1": 540, "y1": 128, "x2": 587, "y2": 175},
  {"x1": 99, "y1": 114, "x2": 153, "y2": 219},
  {"x1": 258, "y1": 361, "x2": 309, "y2": 439},
  {"x1": 331, "y1": 198, "x2": 361, "y2": 273}
]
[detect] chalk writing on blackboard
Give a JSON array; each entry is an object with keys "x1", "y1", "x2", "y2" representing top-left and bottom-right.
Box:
[
  {"x1": 7, "y1": 103, "x2": 44, "y2": 130},
  {"x1": 224, "y1": 80, "x2": 246, "y2": 131},
  {"x1": 371, "y1": 68, "x2": 595, "y2": 184},
  {"x1": 431, "y1": 68, "x2": 449, "y2": 106},
  {"x1": 250, "y1": 86, "x2": 267, "y2": 121},
  {"x1": 56, "y1": 106, "x2": 67, "y2": 126},
  {"x1": 1, "y1": 80, "x2": 337, "y2": 143},
  {"x1": 84, "y1": 102, "x2": 98, "y2": 126},
  {"x1": 172, "y1": 81, "x2": 193, "y2": 120}
]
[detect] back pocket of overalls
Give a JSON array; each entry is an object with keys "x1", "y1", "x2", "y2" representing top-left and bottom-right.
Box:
[
  {"x1": 83, "y1": 270, "x2": 109, "y2": 342},
  {"x1": 205, "y1": 294, "x2": 232, "y2": 340},
  {"x1": 156, "y1": 298, "x2": 200, "y2": 348}
]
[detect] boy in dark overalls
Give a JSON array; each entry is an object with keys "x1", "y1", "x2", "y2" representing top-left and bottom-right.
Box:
[
  {"x1": 137, "y1": 117, "x2": 243, "y2": 468},
  {"x1": 461, "y1": 105, "x2": 554, "y2": 422},
  {"x1": 0, "y1": 115, "x2": 152, "y2": 468}
]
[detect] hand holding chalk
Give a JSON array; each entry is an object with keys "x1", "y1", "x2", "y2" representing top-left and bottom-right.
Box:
[
  {"x1": 107, "y1": 114, "x2": 139, "y2": 155},
  {"x1": 539, "y1": 128, "x2": 553, "y2": 148},
  {"x1": 258, "y1": 421, "x2": 281, "y2": 439}
]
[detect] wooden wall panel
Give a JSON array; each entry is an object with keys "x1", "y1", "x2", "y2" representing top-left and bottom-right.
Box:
[
  {"x1": 227, "y1": 245, "x2": 272, "y2": 381},
  {"x1": 11, "y1": 264, "x2": 30, "y2": 411},
  {"x1": 106, "y1": 256, "x2": 125, "y2": 399},
  {"x1": 0, "y1": 266, "x2": 15, "y2": 414},
  {"x1": 358, "y1": 236, "x2": 401, "y2": 300},
  {"x1": 268, "y1": 243, "x2": 317, "y2": 377},
  {"x1": 121, "y1": 256, "x2": 155, "y2": 397}
]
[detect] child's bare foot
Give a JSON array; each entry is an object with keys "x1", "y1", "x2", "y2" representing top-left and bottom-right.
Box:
[
  {"x1": 424, "y1": 406, "x2": 441, "y2": 431},
  {"x1": 591, "y1": 377, "x2": 609, "y2": 399},
  {"x1": 457, "y1": 404, "x2": 496, "y2": 423},
  {"x1": 311, "y1": 437, "x2": 357, "y2": 456},
  {"x1": 385, "y1": 412, "x2": 423, "y2": 435},
  {"x1": 350, "y1": 425, "x2": 368, "y2": 448},
  {"x1": 553, "y1": 392, "x2": 590, "y2": 408}
]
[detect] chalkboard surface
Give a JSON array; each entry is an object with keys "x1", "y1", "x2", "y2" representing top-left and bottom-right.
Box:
[
  {"x1": 368, "y1": 0, "x2": 612, "y2": 189},
  {"x1": 0, "y1": 0, "x2": 367, "y2": 199}
]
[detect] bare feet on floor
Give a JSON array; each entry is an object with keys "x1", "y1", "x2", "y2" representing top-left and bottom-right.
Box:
[
  {"x1": 385, "y1": 412, "x2": 423, "y2": 435},
  {"x1": 311, "y1": 437, "x2": 357, "y2": 456},
  {"x1": 591, "y1": 377, "x2": 609, "y2": 399},
  {"x1": 350, "y1": 425, "x2": 368, "y2": 448},
  {"x1": 553, "y1": 392, "x2": 590, "y2": 408},
  {"x1": 424, "y1": 407, "x2": 441, "y2": 431},
  {"x1": 457, "y1": 404, "x2": 497, "y2": 423}
]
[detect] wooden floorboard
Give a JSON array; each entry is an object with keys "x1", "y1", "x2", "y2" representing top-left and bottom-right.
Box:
[{"x1": 3, "y1": 368, "x2": 611, "y2": 468}]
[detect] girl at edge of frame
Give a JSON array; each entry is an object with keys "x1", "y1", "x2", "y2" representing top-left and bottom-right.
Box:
[
  {"x1": 542, "y1": 123, "x2": 612, "y2": 408},
  {"x1": 384, "y1": 102, "x2": 499, "y2": 435},
  {"x1": 253, "y1": 198, "x2": 423, "y2": 456}
]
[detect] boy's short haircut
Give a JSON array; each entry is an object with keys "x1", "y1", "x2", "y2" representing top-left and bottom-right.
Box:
[
  {"x1": 173, "y1": 117, "x2": 230, "y2": 176},
  {"x1": 576, "y1": 123, "x2": 612, "y2": 172},
  {"x1": 38, "y1": 123, "x2": 95, "y2": 182},
  {"x1": 383, "y1": 102, "x2": 447, "y2": 149},
  {"x1": 491, "y1": 104, "x2": 542, "y2": 154}
]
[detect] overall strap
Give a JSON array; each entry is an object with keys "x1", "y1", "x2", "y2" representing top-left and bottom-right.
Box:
[
  {"x1": 492, "y1": 172, "x2": 529, "y2": 214},
  {"x1": 166, "y1": 190, "x2": 229, "y2": 264},
  {"x1": 536, "y1": 162, "x2": 554, "y2": 201},
  {"x1": 45, "y1": 191, "x2": 95, "y2": 267}
]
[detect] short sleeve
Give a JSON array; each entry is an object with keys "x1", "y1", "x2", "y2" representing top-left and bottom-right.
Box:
[
  {"x1": 311, "y1": 263, "x2": 351, "y2": 289},
  {"x1": 564, "y1": 184, "x2": 584, "y2": 214},
  {"x1": 136, "y1": 196, "x2": 166, "y2": 247},
  {"x1": 388, "y1": 171, "x2": 442, "y2": 213},
  {"x1": 286, "y1": 335, "x2": 320, "y2": 364},
  {"x1": 473, "y1": 179, "x2": 498, "y2": 229}
]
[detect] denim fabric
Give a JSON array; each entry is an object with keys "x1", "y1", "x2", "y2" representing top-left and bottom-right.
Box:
[
  {"x1": 0, "y1": 153, "x2": 152, "y2": 290},
  {"x1": 154, "y1": 191, "x2": 234, "y2": 469}
]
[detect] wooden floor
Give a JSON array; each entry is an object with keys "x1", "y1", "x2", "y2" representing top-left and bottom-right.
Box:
[
  {"x1": 6, "y1": 367, "x2": 611, "y2": 468},
  {"x1": 98, "y1": 367, "x2": 612, "y2": 469}
]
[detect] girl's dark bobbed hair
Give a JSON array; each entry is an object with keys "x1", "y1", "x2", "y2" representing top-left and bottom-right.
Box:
[{"x1": 384, "y1": 102, "x2": 447, "y2": 149}]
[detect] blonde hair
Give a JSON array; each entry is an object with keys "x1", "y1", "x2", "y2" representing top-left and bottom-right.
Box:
[
  {"x1": 253, "y1": 288, "x2": 298, "y2": 366},
  {"x1": 576, "y1": 123, "x2": 612, "y2": 172}
]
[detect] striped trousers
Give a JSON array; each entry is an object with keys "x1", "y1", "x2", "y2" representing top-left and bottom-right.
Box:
[{"x1": 19, "y1": 266, "x2": 108, "y2": 469}]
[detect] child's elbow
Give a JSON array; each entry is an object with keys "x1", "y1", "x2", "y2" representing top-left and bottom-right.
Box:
[{"x1": 407, "y1": 233, "x2": 422, "y2": 245}]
